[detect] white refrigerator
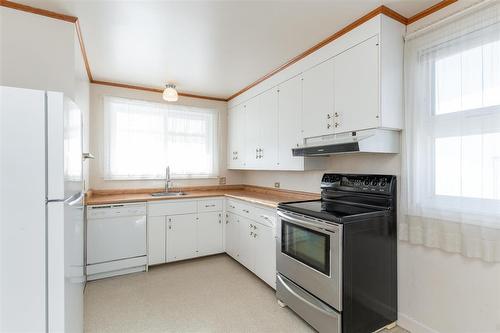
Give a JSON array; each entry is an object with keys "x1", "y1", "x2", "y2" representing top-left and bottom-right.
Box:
[{"x1": 0, "y1": 86, "x2": 85, "y2": 332}]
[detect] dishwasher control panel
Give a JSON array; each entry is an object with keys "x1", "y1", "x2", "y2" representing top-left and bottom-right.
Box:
[{"x1": 87, "y1": 203, "x2": 147, "y2": 219}]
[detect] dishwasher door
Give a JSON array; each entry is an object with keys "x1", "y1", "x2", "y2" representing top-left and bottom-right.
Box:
[{"x1": 86, "y1": 203, "x2": 147, "y2": 265}]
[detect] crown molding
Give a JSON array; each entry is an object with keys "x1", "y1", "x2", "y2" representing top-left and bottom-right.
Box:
[{"x1": 91, "y1": 80, "x2": 228, "y2": 102}]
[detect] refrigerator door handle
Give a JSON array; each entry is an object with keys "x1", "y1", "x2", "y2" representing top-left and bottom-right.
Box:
[{"x1": 67, "y1": 193, "x2": 84, "y2": 206}]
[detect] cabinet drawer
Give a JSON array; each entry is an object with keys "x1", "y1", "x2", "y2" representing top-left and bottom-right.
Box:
[
  {"x1": 198, "y1": 198, "x2": 223, "y2": 212},
  {"x1": 226, "y1": 199, "x2": 241, "y2": 214},
  {"x1": 148, "y1": 200, "x2": 197, "y2": 217},
  {"x1": 237, "y1": 201, "x2": 255, "y2": 219},
  {"x1": 253, "y1": 207, "x2": 276, "y2": 228}
]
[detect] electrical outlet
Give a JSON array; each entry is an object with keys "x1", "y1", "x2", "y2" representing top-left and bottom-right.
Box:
[
  {"x1": 274, "y1": 182, "x2": 280, "y2": 189},
  {"x1": 219, "y1": 177, "x2": 226, "y2": 185}
]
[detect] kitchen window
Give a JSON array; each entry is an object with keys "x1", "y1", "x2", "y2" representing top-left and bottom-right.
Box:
[
  {"x1": 103, "y1": 96, "x2": 219, "y2": 180},
  {"x1": 402, "y1": 1, "x2": 500, "y2": 262}
]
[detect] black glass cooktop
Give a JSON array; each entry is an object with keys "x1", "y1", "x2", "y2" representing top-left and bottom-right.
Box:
[{"x1": 278, "y1": 200, "x2": 389, "y2": 223}]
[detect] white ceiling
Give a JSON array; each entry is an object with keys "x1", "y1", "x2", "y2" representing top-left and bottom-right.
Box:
[{"x1": 16, "y1": 0, "x2": 441, "y2": 98}]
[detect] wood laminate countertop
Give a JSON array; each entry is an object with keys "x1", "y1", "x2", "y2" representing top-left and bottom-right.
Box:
[{"x1": 85, "y1": 185, "x2": 320, "y2": 208}]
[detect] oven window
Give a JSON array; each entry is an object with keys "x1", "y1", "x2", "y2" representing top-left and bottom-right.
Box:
[{"x1": 281, "y1": 221, "x2": 330, "y2": 275}]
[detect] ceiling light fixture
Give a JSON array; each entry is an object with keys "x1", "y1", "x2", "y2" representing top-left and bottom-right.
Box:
[{"x1": 163, "y1": 83, "x2": 178, "y2": 102}]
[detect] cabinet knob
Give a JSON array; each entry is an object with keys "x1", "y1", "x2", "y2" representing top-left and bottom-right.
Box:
[
  {"x1": 250, "y1": 231, "x2": 253, "y2": 236},
  {"x1": 327, "y1": 124, "x2": 331, "y2": 129},
  {"x1": 327, "y1": 114, "x2": 331, "y2": 119},
  {"x1": 253, "y1": 233, "x2": 257, "y2": 238},
  {"x1": 334, "y1": 112, "x2": 339, "y2": 117},
  {"x1": 335, "y1": 122, "x2": 339, "y2": 128}
]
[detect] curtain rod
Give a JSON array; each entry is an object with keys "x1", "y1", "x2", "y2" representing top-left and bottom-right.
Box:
[{"x1": 405, "y1": 0, "x2": 493, "y2": 41}]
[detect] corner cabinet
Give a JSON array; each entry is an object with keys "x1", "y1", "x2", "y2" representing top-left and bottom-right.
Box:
[
  {"x1": 227, "y1": 15, "x2": 404, "y2": 170},
  {"x1": 147, "y1": 197, "x2": 277, "y2": 290}
]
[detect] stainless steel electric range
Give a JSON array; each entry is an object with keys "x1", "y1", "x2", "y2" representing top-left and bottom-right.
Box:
[{"x1": 276, "y1": 173, "x2": 397, "y2": 333}]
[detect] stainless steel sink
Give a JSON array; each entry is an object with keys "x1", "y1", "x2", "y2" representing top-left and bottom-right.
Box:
[{"x1": 151, "y1": 191, "x2": 187, "y2": 197}]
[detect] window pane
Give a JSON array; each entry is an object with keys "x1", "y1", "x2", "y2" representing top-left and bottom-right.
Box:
[
  {"x1": 434, "y1": 39, "x2": 500, "y2": 115},
  {"x1": 435, "y1": 133, "x2": 500, "y2": 200}
]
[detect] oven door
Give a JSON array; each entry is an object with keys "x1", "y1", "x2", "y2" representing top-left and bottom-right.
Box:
[{"x1": 276, "y1": 209, "x2": 342, "y2": 310}]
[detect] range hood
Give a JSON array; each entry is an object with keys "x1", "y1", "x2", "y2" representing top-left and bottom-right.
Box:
[{"x1": 292, "y1": 129, "x2": 400, "y2": 156}]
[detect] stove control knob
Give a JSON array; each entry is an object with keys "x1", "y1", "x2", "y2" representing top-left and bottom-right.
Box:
[
  {"x1": 371, "y1": 180, "x2": 379, "y2": 186},
  {"x1": 364, "y1": 180, "x2": 370, "y2": 186}
]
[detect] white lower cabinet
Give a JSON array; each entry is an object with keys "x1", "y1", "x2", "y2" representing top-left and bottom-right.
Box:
[
  {"x1": 166, "y1": 214, "x2": 197, "y2": 262},
  {"x1": 238, "y1": 217, "x2": 256, "y2": 270},
  {"x1": 148, "y1": 216, "x2": 166, "y2": 265},
  {"x1": 225, "y1": 199, "x2": 277, "y2": 289},
  {"x1": 197, "y1": 212, "x2": 223, "y2": 256},
  {"x1": 254, "y1": 222, "x2": 276, "y2": 289},
  {"x1": 147, "y1": 197, "x2": 276, "y2": 289},
  {"x1": 225, "y1": 212, "x2": 240, "y2": 259},
  {"x1": 147, "y1": 198, "x2": 224, "y2": 265}
]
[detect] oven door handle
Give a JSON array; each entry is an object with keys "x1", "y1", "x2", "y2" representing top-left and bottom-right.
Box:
[
  {"x1": 277, "y1": 274, "x2": 340, "y2": 317},
  {"x1": 277, "y1": 210, "x2": 338, "y2": 233}
]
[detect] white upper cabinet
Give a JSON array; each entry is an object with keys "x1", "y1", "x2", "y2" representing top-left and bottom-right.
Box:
[
  {"x1": 244, "y1": 89, "x2": 278, "y2": 170},
  {"x1": 244, "y1": 97, "x2": 260, "y2": 168},
  {"x1": 301, "y1": 58, "x2": 335, "y2": 138},
  {"x1": 258, "y1": 88, "x2": 279, "y2": 168},
  {"x1": 333, "y1": 35, "x2": 380, "y2": 134},
  {"x1": 277, "y1": 75, "x2": 304, "y2": 170},
  {"x1": 227, "y1": 15, "x2": 404, "y2": 170},
  {"x1": 228, "y1": 104, "x2": 246, "y2": 169}
]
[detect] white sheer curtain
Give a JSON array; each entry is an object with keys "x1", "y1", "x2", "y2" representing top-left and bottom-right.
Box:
[
  {"x1": 401, "y1": 1, "x2": 500, "y2": 262},
  {"x1": 103, "y1": 97, "x2": 218, "y2": 180}
]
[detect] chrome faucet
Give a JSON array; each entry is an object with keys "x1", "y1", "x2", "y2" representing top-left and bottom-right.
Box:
[{"x1": 164, "y1": 166, "x2": 172, "y2": 192}]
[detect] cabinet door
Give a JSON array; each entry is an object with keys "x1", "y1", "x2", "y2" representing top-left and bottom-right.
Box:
[
  {"x1": 228, "y1": 104, "x2": 246, "y2": 169},
  {"x1": 254, "y1": 223, "x2": 276, "y2": 289},
  {"x1": 228, "y1": 106, "x2": 238, "y2": 169},
  {"x1": 302, "y1": 58, "x2": 334, "y2": 138},
  {"x1": 244, "y1": 98, "x2": 260, "y2": 168},
  {"x1": 278, "y1": 75, "x2": 304, "y2": 170},
  {"x1": 197, "y1": 212, "x2": 223, "y2": 256},
  {"x1": 166, "y1": 214, "x2": 197, "y2": 262},
  {"x1": 225, "y1": 212, "x2": 240, "y2": 260},
  {"x1": 334, "y1": 35, "x2": 380, "y2": 133},
  {"x1": 148, "y1": 216, "x2": 166, "y2": 265},
  {"x1": 238, "y1": 217, "x2": 256, "y2": 271},
  {"x1": 258, "y1": 88, "x2": 278, "y2": 169}
]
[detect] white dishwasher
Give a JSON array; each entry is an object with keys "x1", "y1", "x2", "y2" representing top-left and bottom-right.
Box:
[{"x1": 86, "y1": 203, "x2": 147, "y2": 280}]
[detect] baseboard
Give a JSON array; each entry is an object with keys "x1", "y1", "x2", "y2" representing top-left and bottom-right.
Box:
[{"x1": 398, "y1": 313, "x2": 441, "y2": 333}]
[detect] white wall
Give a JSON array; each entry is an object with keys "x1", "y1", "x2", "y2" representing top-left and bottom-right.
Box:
[
  {"x1": 243, "y1": 153, "x2": 401, "y2": 193},
  {"x1": 0, "y1": 7, "x2": 91, "y2": 192},
  {"x1": 0, "y1": 7, "x2": 75, "y2": 97},
  {"x1": 88, "y1": 83, "x2": 244, "y2": 190}
]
